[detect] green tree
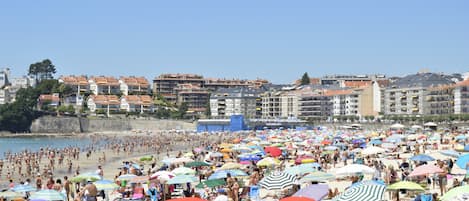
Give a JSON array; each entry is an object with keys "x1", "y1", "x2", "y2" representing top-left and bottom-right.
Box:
[
  {"x1": 28, "y1": 59, "x2": 56, "y2": 83},
  {"x1": 300, "y1": 72, "x2": 311, "y2": 85}
]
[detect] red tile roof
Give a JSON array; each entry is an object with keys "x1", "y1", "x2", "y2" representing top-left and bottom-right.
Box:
[{"x1": 90, "y1": 95, "x2": 120, "y2": 105}]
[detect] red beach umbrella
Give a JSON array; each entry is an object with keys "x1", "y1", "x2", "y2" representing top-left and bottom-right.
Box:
[{"x1": 264, "y1": 146, "x2": 282, "y2": 157}]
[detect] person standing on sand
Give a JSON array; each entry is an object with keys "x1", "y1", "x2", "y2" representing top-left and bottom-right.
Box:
[{"x1": 64, "y1": 176, "x2": 71, "y2": 201}]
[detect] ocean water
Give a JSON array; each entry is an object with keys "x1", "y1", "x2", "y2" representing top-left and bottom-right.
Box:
[{"x1": 0, "y1": 136, "x2": 94, "y2": 159}]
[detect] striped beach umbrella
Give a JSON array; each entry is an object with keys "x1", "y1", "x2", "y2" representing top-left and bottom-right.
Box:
[
  {"x1": 259, "y1": 172, "x2": 297, "y2": 190},
  {"x1": 117, "y1": 174, "x2": 137, "y2": 180},
  {"x1": 30, "y1": 189, "x2": 66, "y2": 201},
  {"x1": 12, "y1": 184, "x2": 37, "y2": 192},
  {"x1": 333, "y1": 184, "x2": 385, "y2": 201},
  {"x1": 0, "y1": 191, "x2": 23, "y2": 199},
  {"x1": 94, "y1": 180, "x2": 119, "y2": 191}
]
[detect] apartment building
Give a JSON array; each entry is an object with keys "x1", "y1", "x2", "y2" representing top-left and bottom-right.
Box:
[
  {"x1": 87, "y1": 95, "x2": 120, "y2": 113},
  {"x1": 261, "y1": 85, "x2": 300, "y2": 118},
  {"x1": 455, "y1": 79, "x2": 469, "y2": 114},
  {"x1": 38, "y1": 93, "x2": 60, "y2": 109},
  {"x1": 425, "y1": 85, "x2": 455, "y2": 115},
  {"x1": 120, "y1": 95, "x2": 153, "y2": 113},
  {"x1": 89, "y1": 76, "x2": 121, "y2": 95},
  {"x1": 384, "y1": 73, "x2": 455, "y2": 115},
  {"x1": 175, "y1": 84, "x2": 210, "y2": 115},
  {"x1": 210, "y1": 87, "x2": 262, "y2": 118},
  {"x1": 298, "y1": 89, "x2": 333, "y2": 120},
  {"x1": 119, "y1": 76, "x2": 150, "y2": 95},
  {"x1": 153, "y1": 74, "x2": 205, "y2": 103}
]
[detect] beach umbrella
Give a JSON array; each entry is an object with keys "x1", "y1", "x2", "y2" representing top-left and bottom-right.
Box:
[
  {"x1": 209, "y1": 152, "x2": 224, "y2": 158},
  {"x1": 30, "y1": 190, "x2": 66, "y2": 201},
  {"x1": 350, "y1": 180, "x2": 385, "y2": 188},
  {"x1": 219, "y1": 162, "x2": 243, "y2": 170},
  {"x1": 280, "y1": 197, "x2": 316, "y2": 201},
  {"x1": 195, "y1": 179, "x2": 226, "y2": 189},
  {"x1": 324, "y1": 146, "x2": 338, "y2": 151},
  {"x1": 239, "y1": 154, "x2": 262, "y2": 161},
  {"x1": 259, "y1": 172, "x2": 296, "y2": 190},
  {"x1": 0, "y1": 191, "x2": 23, "y2": 199},
  {"x1": 150, "y1": 171, "x2": 175, "y2": 180},
  {"x1": 193, "y1": 147, "x2": 204, "y2": 153},
  {"x1": 257, "y1": 157, "x2": 281, "y2": 167},
  {"x1": 381, "y1": 143, "x2": 397, "y2": 149},
  {"x1": 185, "y1": 161, "x2": 210, "y2": 168},
  {"x1": 361, "y1": 146, "x2": 386, "y2": 155},
  {"x1": 130, "y1": 176, "x2": 149, "y2": 183},
  {"x1": 408, "y1": 164, "x2": 444, "y2": 177},
  {"x1": 284, "y1": 163, "x2": 318, "y2": 176},
  {"x1": 295, "y1": 156, "x2": 314, "y2": 165},
  {"x1": 208, "y1": 169, "x2": 248, "y2": 180},
  {"x1": 94, "y1": 180, "x2": 119, "y2": 191},
  {"x1": 292, "y1": 183, "x2": 328, "y2": 201},
  {"x1": 409, "y1": 154, "x2": 435, "y2": 162},
  {"x1": 166, "y1": 175, "x2": 198, "y2": 185},
  {"x1": 369, "y1": 139, "x2": 382, "y2": 145},
  {"x1": 386, "y1": 181, "x2": 424, "y2": 191},
  {"x1": 390, "y1": 123, "x2": 405, "y2": 129},
  {"x1": 439, "y1": 150, "x2": 460, "y2": 158},
  {"x1": 183, "y1": 152, "x2": 194, "y2": 157},
  {"x1": 171, "y1": 167, "x2": 196, "y2": 175},
  {"x1": 321, "y1": 140, "x2": 332, "y2": 145},
  {"x1": 299, "y1": 171, "x2": 335, "y2": 183},
  {"x1": 12, "y1": 184, "x2": 37, "y2": 192},
  {"x1": 456, "y1": 154, "x2": 469, "y2": 169},
  {"x1": 264, "y1": 146, "x2": 282, "y2": 157},
  {"x1": 139, "y1": 155, "x2": 153, "y2": 162},
  {"x1": 455, "y1": 135, "x2": 467, "y2": 140},
  {"x1": 172, "y1": 157, "x2": 194, "y2": 164},
  {"x1": 166, "y1": 198, "x2": 207, "y2": 201},
  {"x1": 333, "y1": 184, "x2": 385, "y2": 201},
  {"x1": 335, "y1": 164, "x2": 375, "y2": 176},
  {"x1": 117, "y1": 174, "x2": 137, "y2": 180},
  {"x1": 440, "y1": 185, "x2": 469, "y2": 201},
  {"x1": 70, "y1": 172, "x2": 101, "y2": 183}
]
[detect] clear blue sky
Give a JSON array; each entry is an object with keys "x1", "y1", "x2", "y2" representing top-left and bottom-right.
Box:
[{"x1": 1, "y1": 0, "x2": 468, "y2": 84}]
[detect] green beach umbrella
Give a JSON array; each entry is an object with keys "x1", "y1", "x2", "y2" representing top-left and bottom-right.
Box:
[
  {"x1": 140, "y1": 155, "x2": 153, "y2": 162},
  {"x1": 71, "y1": 172, "x2": 101, "y2": 183},
  {"x1": 299, "y1": 171, "x2": 335, "y2": 183},
  {"x1": 386, "y1": 181, "x2": 424, "y2": 191},
  {"x1": 166, "y1": 175, "x2": 198, "y2": 185},
  {"x1": 0, "y1": 191, "x2": 23, "y2": 199},
  {"x1": 440, "y1": 185, "x2": 469, "y2": 201},
  {"x1": 185, "y1": 161, "x2": 210, "y2": 168},
  {"x1": 195, "y1": 179, "x2": 226, "y2": 188}
]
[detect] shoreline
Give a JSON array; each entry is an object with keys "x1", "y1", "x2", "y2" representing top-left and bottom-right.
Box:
[{"x1": 0, "y1": 132, "x2": 222, "y2": 189}]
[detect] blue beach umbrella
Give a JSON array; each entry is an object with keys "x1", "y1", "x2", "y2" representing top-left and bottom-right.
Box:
[
  {"x1": 455, "y1": 135, "x2": 467, "y2": 141},
  {"x1": 409, "y1": 154, "x2": 435, "y2": 162},
  {"x1": 12, "y1": 184, "x2": 37, "y2": 192},
  {"x1": 456, "y1": 154, "x2": 469, "y2": 169},
  {"x1": 369, "y1": 139, "x2": 382, "y2": 145},
  {"x1": 30, "y1": 190, "x2": 66, "y2": 201},
  {"x1": 440, "y1": 150, "x2": 460, "y2": 158},
  {"x1": 208, "y1": 169, "x2": 248, "y2": 180}
]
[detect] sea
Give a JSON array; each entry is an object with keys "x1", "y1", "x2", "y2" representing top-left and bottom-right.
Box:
[{"x1": 0, "y1": 136, "x2": 94, "y2": 159}]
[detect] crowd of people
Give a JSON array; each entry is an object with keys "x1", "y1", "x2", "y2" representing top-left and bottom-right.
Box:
[{"x1": 1, "y1": 126, "x2": 469, "y2": 201}]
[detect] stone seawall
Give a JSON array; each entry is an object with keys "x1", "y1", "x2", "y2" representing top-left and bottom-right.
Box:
[{"x1": 30, "y1": 117, "x2": 196, "y2": 133}]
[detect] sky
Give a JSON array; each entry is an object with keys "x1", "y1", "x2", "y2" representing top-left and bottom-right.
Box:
[{"x1": 1, "y1": 0, "x2": 468, "y2": 84}]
